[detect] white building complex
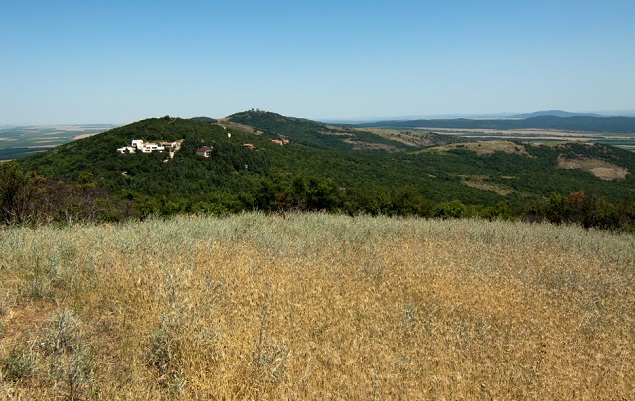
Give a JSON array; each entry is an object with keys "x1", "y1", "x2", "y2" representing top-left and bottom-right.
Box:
[{"x1": 118, "y1": 139, "x2": 182, "y2": 159}]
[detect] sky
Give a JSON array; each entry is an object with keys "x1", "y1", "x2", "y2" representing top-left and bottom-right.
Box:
[{"x1": 1, "y1": 0, "x2": 634, "y2": 124}]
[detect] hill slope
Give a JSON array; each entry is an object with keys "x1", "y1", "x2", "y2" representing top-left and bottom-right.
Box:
[
  {"x1": 226, "y1": 110, "x2": 419, "y2": 151},
  {"x1": 12, "y1": 111, "x2": 635, "y2": 226}
]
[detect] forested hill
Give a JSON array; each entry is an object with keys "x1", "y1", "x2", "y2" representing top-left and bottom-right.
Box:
[
  {"x1": 17, "y1": 115, "x2": 271, "y2": 192},
  {"x1": 7, "y1": 111, "x2": 635, "y2": 230},
  {"x1": 226, "y1": 110, "x2": 417, "y2": 151},
  {"x1": 359, "y1": 115, "x2": 635, "y2": 132}
]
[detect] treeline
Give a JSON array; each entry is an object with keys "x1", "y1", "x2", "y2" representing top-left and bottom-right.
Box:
[
  {"x1": 525, "y1": 191, "x2": 635, "y2": 230},
  {"x1": 3, "y1": 162, "x2": 634, "y2": 232},
  {"x1": 0, "y1": 163, "x2": 133, "y2": 225}
]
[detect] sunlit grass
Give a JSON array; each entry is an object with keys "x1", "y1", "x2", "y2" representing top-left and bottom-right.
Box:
[{"x1": 1, "y1": 213, "x2": 634, "y2": 399}]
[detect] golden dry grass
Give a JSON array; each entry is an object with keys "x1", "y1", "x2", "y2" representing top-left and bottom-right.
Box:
[
  {"x1": 1, "y1": 213, "x2": 635, "y2": 400},
  {"x1": 459, "y1": 175, "x2": 513, "y2": 196},
  {"x1": 557, "y1": 156, "x2": 629, "y2": 181},
  {"x1": 350, "y1": 128, "x2": 441, "y2": 148},
  {"x1": 423, "y1": 140, "x2": 530, "y2": 156}
]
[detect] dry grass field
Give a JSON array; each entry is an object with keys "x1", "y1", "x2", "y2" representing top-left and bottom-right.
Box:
[
  {"x1": 398, "y1": 127, "x2": 606, "y2": 142},
  {"x1": 1, "y1": 213, "x2": 634, "y2": 400},
  {"x1": 426, "y1": 141, "x2": 531, "y2": 156}
]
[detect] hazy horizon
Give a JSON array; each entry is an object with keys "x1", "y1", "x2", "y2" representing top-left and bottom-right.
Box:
[
  {"x1": 2, "y1": 1, "x2": 634, "y2": 125},
  {"x1": 3, "y1": 108, "x2": 635, "y2": 127}
]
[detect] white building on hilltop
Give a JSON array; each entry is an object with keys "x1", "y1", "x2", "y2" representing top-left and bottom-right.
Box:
[
  {"x1": 118, "y1": 139, "x2": 181, "y2": 156},
  {"x1": 132, "y1": 139, "x2": 164, "y2": 153}
]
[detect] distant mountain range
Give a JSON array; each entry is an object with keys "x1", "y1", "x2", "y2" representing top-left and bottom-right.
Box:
[
  {"x1": 323, "y1": 110, "x2": 635, "y2": 124},
  {"x1": 357, "y1": 115, "x2": 635, "y2": 133},
  {"x1": 510, "y1": 110, "x2": 604, "y2": 118}
]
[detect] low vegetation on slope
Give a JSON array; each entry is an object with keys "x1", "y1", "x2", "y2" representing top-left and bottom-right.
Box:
[{"x1": 1, "y1": 213, "x2": 634, "y2": 399}]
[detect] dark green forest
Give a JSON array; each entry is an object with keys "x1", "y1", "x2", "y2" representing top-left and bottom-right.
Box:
[{"x1": 3, "y1": 111, "x2": 634, "y2": 230}]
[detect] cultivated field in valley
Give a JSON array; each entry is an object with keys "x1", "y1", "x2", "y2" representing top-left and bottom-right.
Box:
[
  {"x1": 0, "y1": 125, "x2": 115, "y2": 161},
  {"x1": 1, "y1": 213, "x2": 634, "y2": 399},
  {"x1": 365, "y1": 126, "x2": 635, "y2": 150}
]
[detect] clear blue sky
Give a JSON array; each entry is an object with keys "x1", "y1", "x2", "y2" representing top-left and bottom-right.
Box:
[{"x1": 1, "y1": 0, "x2": 634, "y2": 124}]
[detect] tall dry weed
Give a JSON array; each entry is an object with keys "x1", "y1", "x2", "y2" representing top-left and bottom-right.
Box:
[{"x1": 0, "y1": 213, "x2": 634, "y2": 399}]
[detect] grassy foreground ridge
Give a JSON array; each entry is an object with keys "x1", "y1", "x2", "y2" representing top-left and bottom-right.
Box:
[{"x1": 1, "y1": 213, "x2": 634, "y2": 399}]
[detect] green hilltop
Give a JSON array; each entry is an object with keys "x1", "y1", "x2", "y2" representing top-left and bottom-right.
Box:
[{"x1": 4, "y1": 110, "x2": 635, "y2": 229}]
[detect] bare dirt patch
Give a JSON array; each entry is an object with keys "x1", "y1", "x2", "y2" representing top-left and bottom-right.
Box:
[
  {"x1": 557, "y1": 157, "x2": 629, "y2": 181},
  {"x1": 216, "y1": 119, "x2": 263, "y2": 135},
  {"x1": 72, "y1": 133, "x2": 97, "y2": 140},
  {"x1": 2, "y1": 300, "x2": 56, "y2": 342}
]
